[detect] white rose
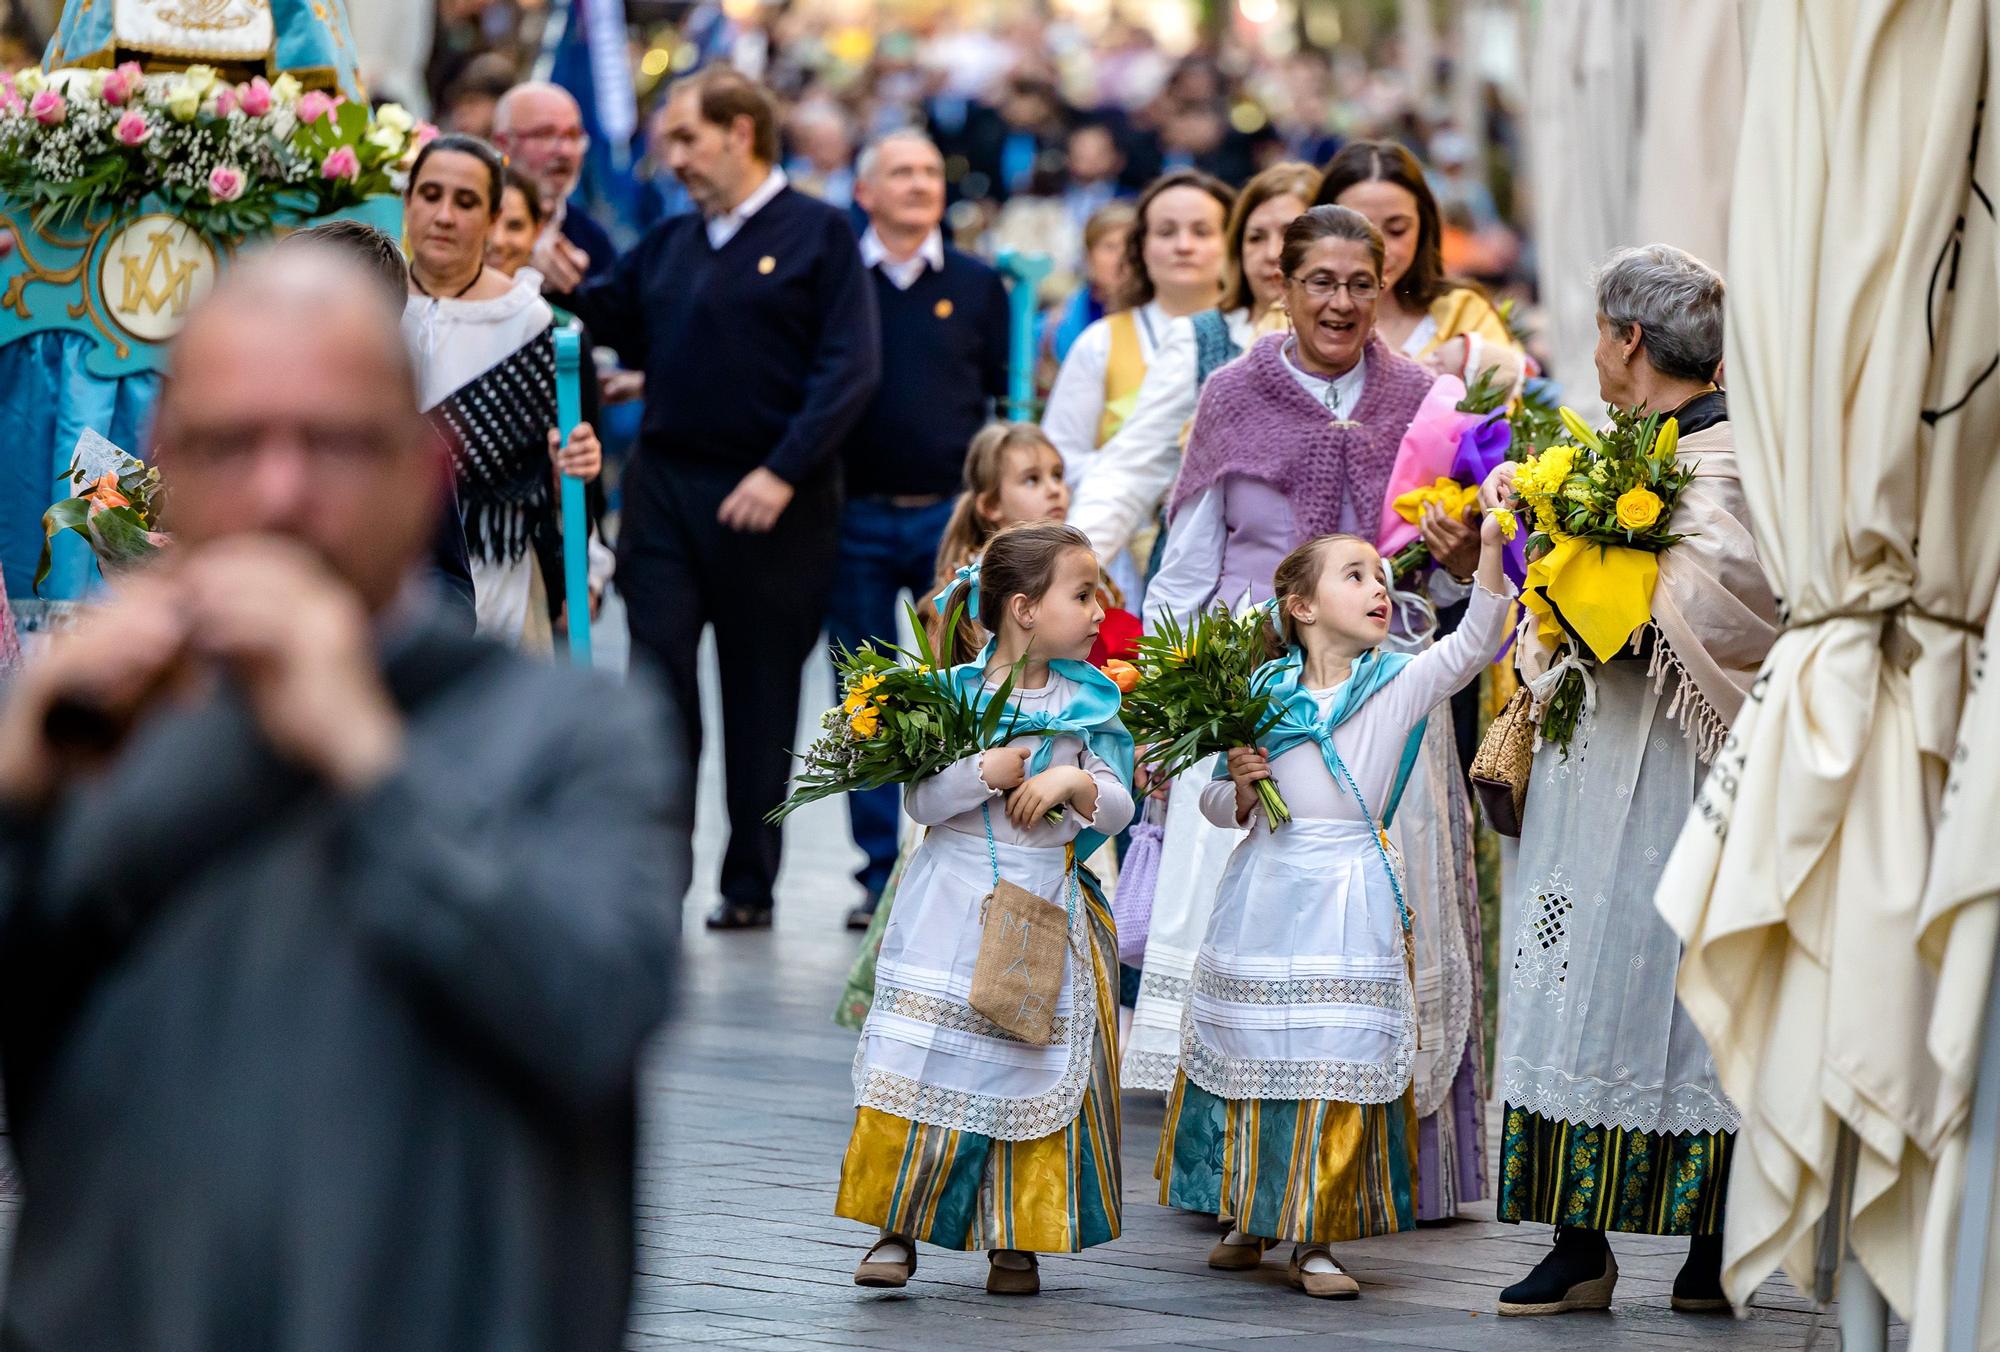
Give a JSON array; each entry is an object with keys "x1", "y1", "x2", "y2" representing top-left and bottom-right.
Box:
[
  {"x1": 365, "y1": 125, "x2": 405, "y2": 157},
  {"x1": 270, "y1": 73, "x2": 303, "y2": 106},
  {"x1": 15, "y1": 68, "x2": 44, "y2": 96},
  {"x1": 372, "y1": 102, "x2": 413, "y2": 135}
]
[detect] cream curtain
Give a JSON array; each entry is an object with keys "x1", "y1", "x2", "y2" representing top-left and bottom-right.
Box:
[
  {"x1": 1526, "y1": 1, "x2": 1744, "y2": 417},
  {"x1": 1655, "y1": 4, "x2": 2000, "y2": 1347}
]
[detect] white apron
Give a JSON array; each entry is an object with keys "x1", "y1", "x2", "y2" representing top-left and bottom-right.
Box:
[
  {"x1": 1388, "y1": 713, "x2": 1477, "y2": 1119},
  {"x1": 1180, "y1": 818, "x2": 1417, "y2": 1104},
  {"x1": 855, "y1": 825, "x2": 1100, "y2": 1142},
  {"x1": 1123, "y1": 756, "x2": 1244, "y2": 1091}
]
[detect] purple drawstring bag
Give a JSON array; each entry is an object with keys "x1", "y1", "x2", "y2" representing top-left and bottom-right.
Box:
[{"x1": 1113, "y1": 801, "x2": 1166, "y2": 965}]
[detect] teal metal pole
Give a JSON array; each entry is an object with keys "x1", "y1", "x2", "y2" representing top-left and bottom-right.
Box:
[
  {"x1": 553, "y1": 326, "x2": 592, "y2": 666},
  {"x1": 995, "y1": 250, "x2": 1052, "y2": 422}
]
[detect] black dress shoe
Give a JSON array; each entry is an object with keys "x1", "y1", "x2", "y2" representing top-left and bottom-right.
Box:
[
  {"x1": 1497, "y1": 1227, "x2": 1617, "y2": 1316},
  {"x1": 1672, "y1": 1233, "x2": 1729, "y2": 1313},
  {"x1": 705, "y1": 901, "x2": 773, "y2": 930}
]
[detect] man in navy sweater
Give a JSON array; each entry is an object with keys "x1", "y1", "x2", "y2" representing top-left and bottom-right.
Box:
[
  {"x1": 832, "y1": 131, "x2": 1009, "y2": 930},
  {"x1": 562, "y1": 68, "x2": 881, "y2": 930}
]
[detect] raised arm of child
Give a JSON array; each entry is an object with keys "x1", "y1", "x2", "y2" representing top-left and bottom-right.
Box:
[{"x1": 1377, "y1": 512, "x2": 1516, "y2": 727}]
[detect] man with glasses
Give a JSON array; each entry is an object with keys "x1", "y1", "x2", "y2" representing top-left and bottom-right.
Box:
[
  {"x1": 493, "y1": 81, "x2": 616, "y2": 292},
  {"x1": 0, "y1": 247, "x2": 686, "y2": 1350}
]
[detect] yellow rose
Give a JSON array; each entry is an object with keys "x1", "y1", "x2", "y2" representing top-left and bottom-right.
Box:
[
  {"x1": 167, "y1": 88, "x2": 201, "y2": 122},
  {"x1": 270, "y1": 73, "x2": 303, "y2": 106},
  {"x1": 1615, "y1": 487, "x2": 1664, "y2": 532},
  {"x1": 849, "y1": 705, "x2": 881, "y2": 738}
]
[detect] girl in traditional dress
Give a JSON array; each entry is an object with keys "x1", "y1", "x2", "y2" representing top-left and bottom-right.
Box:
[
  {"x1": 1158, "y1": 515, "x2": 1513, "y2": 1299},
  {"x1": 1479, "y1": 245, "x2": 1775, "y2": 1317},
  {"x1": 837, "y1": 522, "x2": 1136, "y2": 1297},
  {"x1": 833, "y1": 426, "x2": 1138, "y2": 1030},
  {"x1": 1043, "y1": 171, "x2": 1234, "y2": 603},
  {"x1": 1101, "y1": 162, "x2": 1319, "y2": 1097},
  {"x1": 400, "y1": 134, "x2": 609, "y2": 650},
  {"x1": 1317, "y1": 137, "x2": 1536, "y2": 1224}
]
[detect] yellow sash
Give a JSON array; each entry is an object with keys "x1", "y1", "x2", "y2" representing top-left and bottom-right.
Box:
[{"x1": 1096, "y1": 310, "x2": 1148, "y2": 446}]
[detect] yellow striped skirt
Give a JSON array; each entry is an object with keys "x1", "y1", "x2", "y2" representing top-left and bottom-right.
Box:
[
  {"x1": 1155, "y1": 1071, "x2": 1416, "y2": 1245},
  {"x1": 834, "y1": 880, "x2": 1122, "y2": 1253}
]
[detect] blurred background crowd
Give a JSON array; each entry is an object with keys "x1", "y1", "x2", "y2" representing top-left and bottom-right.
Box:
[{"x1": 0, "y1": 0, "x2": 1542, "y2": 377}]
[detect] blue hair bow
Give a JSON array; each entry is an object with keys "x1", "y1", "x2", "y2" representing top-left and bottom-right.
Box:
[{"x1": 934, "y1": 559, "x2": 981, "y2": 620}]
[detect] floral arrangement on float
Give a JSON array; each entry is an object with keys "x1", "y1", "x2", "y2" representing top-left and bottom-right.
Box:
[{"x1": 0, "y1": 63, "x2": 435, "y2": 237}]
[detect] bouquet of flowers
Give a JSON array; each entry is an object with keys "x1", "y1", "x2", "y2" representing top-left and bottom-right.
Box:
[
  {"x1": 769, "y1": 605, "x2": 1061, "y2": 824},
  {"x1": 1495, "y1": 405, "x2": 1698, "y2": 752},
  {"x1": 1119, "y1": 606, "x2": 1290, "y2": 829},
  {"x1": 0, "y1": 64, "x2": 433, "y2": 237},
  {"x1": 1382, "y1": 369, "x2": 1558, "y2": 585},
  {"x1": 36, "y1": 433, "x2": 167, "y2": 592}
]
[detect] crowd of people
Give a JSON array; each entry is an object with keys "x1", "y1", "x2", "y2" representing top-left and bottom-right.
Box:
[{"x1": 0, "y1": 11, "x2": 1785, "y2": 1348}]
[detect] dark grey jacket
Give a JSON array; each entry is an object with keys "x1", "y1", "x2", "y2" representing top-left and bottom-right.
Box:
[{"x1": 0, "y1": 619, "x2": 690, "y2": 1352}]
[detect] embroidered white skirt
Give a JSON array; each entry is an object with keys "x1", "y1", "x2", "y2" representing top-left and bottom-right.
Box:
[
  {"x1": 1180, "y1": 818, "x2": 1416, "y2": 1105},
  {"x1": 1122, "y1": 757, "x2": 1245, "y2": 1091},
  {"x1": 855, "y1": 825, "x2": 1099, "y2": 1142}
]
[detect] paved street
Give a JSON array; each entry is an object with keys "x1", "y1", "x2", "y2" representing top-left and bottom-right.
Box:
[
  {"x1": 632, "y1": 651, "x2": 1904, "y2": 1350},
  {"x1": 0, "y1": 644, "x2": 1904, "y2": 1350}
]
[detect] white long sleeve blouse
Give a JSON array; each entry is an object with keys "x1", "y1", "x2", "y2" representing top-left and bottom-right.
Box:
[
  {"x1": 1200, "y1": 580, "x2": 1515, "y2": 830},
  {"x1": 1068, "y1": 307, "x2": 1255, "y2": 565},
  {"x1": 904, "y1": 670, "x2": 1137, "y2": 849}
]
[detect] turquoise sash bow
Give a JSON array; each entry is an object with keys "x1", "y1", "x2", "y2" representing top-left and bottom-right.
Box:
[
  {"x1": 942, "y1": 642, "x2": 1136, "y2": 862},
  {"x1": 1235, "y1": 646, "x2": 1427, "y2": 829}
]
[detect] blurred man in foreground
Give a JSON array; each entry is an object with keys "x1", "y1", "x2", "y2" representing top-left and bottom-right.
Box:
[{"x1": 0, "y1": 248, "x2": 688, "y2": 1352}]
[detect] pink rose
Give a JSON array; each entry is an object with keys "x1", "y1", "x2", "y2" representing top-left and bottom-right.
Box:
[
  {"x1": 207, "y1": 165, "x2": 245, "y2": 201},
  {"x1": 29, "y1": 89, "x2": 64, "y2": 126},
  {"x1": 319, "y1": 146, "x2": 359, "y2": 182},
  {"x1": 115, "y1": 110, "x2": 151, "y2": 146},
  {"x1": 101, "y1": 62, "x2": 143, "y2": 106},
  {"x1": 413, "y1": 120, "x2": 440, "y2": 148},
  {"x1": 0, "y1": 84, "x2": 21, "y2": 118},
  {"x1": 212, "y1": 85, "x2": 238, "y2": 117},
  {"x1": 296, "y1": 90, "x2": 337, "y2": 124},
  {"x1": 239, "y1": 76, "x2": 272, "y2": 117}
]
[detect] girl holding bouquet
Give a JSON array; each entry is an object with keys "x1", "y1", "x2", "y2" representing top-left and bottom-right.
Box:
[
  {"x1": 836, "y1": 522, "x2": 1136, "y2": 1297},
  {"x1": 1156, "y1": 514, "x2": 1515, "y2": 1298},
  {"x1": 832, "y1": 425, "x2": 1138, "y2": 1026}
]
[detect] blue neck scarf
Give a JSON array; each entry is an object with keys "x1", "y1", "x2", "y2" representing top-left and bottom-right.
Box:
[
  {"x1": 942, "y1": 642, "x2": 1136, "y2": 862},
  {"x1": 1231, "y1": 646, "x2": 1428, "y2": 830}
]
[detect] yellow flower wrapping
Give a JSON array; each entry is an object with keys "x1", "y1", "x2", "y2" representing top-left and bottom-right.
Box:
[
  {"x1": 1521, "y1": 537, "x2": 1658, "y2": 663},
  {"x1": 1392, "y1": 477, "x2": 1481, "y2": 525}
]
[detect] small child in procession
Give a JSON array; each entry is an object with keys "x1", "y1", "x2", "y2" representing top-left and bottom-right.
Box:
[
  {"x1": 837, "y1": 521, "x2": 1136, "y2": 1296},
  {"x1": 1154, "y1": 512, "x2": 1515, "y2": 1300},
  {"x1": 932, "y1": 421, "x2": 1142, "y2": 666},
  {"x1": 833, "y1": 423, "x2": 1139, "y2": 1029}
]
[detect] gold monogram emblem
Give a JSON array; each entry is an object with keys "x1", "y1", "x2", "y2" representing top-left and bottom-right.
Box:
[
  {"x1": 100, "y1": 214, "x2": 219, "y2": 343},
  {"x1": 757, "y1": 255, "x2": 776, "y2": 275},
  {"x1": 152, "y1": 0, "x2": 261, "y2": 30}
]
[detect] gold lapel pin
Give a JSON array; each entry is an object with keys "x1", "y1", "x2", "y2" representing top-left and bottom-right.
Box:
[
  {"x1": 934, "y1": 299, "x2": 955, "y2": 319},
  {"x1": 757, "y1": 255, "x2": 777, "y2": 275}
]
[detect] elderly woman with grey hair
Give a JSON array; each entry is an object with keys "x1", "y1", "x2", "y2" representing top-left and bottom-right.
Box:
[{"x1": 1478, "y1": 245, "x2": 1779, "y2": 1319}]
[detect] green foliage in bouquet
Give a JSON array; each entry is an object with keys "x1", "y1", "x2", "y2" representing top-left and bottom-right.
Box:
[
  {"x1": 769, "y1": 604, "x2": 1060, "y2": 825},
  {"x1": 1513, "y1": 405, "x2": 1698, "y2": 560},
  {"x1": 1119, "y1": 607, "x2": 1290, "y2": 829},
  {"x1": 36, "y1": 448, "x2": 165, "y2": 592}
]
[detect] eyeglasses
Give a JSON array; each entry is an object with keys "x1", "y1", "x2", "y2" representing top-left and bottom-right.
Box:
[
  {"x1": 513, "y1": 127, "x2": 590, "y2": 149},
  {"x1": 1287, "y1": 273, "x2": 1380, "y2": 301}
]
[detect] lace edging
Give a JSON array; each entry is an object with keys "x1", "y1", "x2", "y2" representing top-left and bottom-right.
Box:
[
  {"x1": 854, "y1": 908, "x2": 1099, "y2": 1143},
  {"x1": 1499, "y1": 1062, "x2": 1741, "y2": 1136}
]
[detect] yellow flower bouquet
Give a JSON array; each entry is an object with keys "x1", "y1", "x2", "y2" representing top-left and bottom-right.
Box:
[
  {"x1": 770, "y1": 603, "x2": 1060, "y2": 823},
  {"x1": 1494, "y1": 405, "x2": 1698, "y2": 753}
]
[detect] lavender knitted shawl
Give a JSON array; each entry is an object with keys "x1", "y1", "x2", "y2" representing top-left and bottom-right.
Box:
[{"x1": 1167, "y1": 332, "x2": 1435, "y2": 545}]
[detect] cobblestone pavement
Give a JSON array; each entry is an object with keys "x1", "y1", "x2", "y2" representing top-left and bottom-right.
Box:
[{"x1": 631, "y1": 654, "x2": 1905, "y2": 1350}]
